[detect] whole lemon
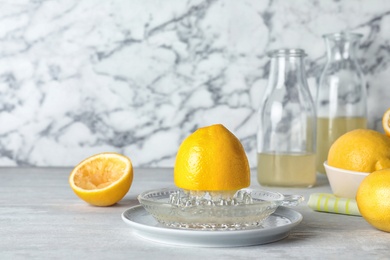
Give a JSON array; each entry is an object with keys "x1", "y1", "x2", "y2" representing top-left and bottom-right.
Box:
[
  {"x1": 174, "y1": 124, "x2": 250, "y2": 191},
  {"x1": 356, "y1": 168, "x2": 390, "y2": 232},
  {"x1": 327, "y1": 129, "x2": 390, "y2": 172}
]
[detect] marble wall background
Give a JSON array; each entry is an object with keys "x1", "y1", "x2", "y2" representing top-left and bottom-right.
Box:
[{"x1": 0, "y1": 0, "x2": 389, "y2": 167}]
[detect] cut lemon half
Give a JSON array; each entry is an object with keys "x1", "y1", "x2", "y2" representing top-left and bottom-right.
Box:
[
  {"x1": 382, "y1": 108, "x2": 390, "y2": 137},
  {"x1": 174, "y1": 124, "x2": 250, "y2": 192},
  {"x1": 69, "y1": 152, "x2": 133, "y2": 206}
]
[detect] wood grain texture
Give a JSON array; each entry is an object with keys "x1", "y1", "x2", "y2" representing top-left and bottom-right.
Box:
[{"x1": 1, "y1": 168, "x2": 389, "y2": 259}]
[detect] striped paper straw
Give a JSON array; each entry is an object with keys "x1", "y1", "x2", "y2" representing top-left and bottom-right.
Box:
[{"x1": 307, "y1": 193, "x2": 361, "y2": 216}]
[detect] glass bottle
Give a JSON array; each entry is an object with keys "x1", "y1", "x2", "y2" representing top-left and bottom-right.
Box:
[
  {"x1": 316, "y1": 33, "x2": 367, "y2": 174},
  {"x1": 257, "y1": 49, "x2": 316, "y2": 187}
]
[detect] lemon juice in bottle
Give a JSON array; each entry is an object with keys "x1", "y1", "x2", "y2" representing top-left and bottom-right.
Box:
[
  {"x1": 257, "y1": 49, "x2": 317, "y2": 187},
  {"x1": 257, "y1": 152, "x2": 316, "y2": 187},
  {"x1": 316, "y1": 33, "x2": 367, "y2": 173}
]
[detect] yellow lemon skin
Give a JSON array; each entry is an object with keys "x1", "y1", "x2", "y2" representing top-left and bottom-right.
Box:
[
  {"x1": 382, "y1": 108, "x2": 390, "y2": 137},
  {"x1": 327, "y1": 129, "x2": 390, "y2": 173},
  {"x1": 356, "y1": 169, "x2": 390, "y2": 232},
  {"x1": 69, "y1": 152, "x2": 133, "y2": 206},
  {"x1": 174, "y1": 124, "x2": 250, "y2": 191}
]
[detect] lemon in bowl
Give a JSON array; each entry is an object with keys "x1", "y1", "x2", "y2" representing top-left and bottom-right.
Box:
[
  {"x1": 325, "y1": 128, "x2": 390, "y2": 199},
  {"x1": 327, "y1": 129, "x2": 390, "y2": 173}
]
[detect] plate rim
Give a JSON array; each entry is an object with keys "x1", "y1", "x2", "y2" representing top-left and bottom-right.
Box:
[{"x1": 121, "y1": 205, "x2": 303, "y2": 247}]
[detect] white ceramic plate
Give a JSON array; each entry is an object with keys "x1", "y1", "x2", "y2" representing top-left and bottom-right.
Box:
[{"x1": 121, "y1": 205, "x2": 303, "y2": 247}]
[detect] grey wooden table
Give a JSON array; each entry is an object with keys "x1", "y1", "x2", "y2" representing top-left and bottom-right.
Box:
[{"x1": 1, "y1": 167, "x2": 389, "y2": 259}]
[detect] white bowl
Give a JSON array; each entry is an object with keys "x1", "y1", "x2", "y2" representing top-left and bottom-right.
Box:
[{"x1": 324, "y1": 161, "x2": 369, "y2": 199}]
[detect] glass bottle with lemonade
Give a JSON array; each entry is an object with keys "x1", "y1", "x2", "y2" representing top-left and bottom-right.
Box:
[
  {"x1": 316, "y1": 32, "x2": 367, "y2": 174},
  {"x1": 257, "y1": 49, "x2": 317, "y2": 188}
]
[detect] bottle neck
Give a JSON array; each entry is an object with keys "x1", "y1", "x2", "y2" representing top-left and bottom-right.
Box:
[
  {"x1": 268, "y1": 54, "x2": 307, "y2": 89},
  {"x1": 323, "y1": 33, "x2": 362, "y2": 61}
]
